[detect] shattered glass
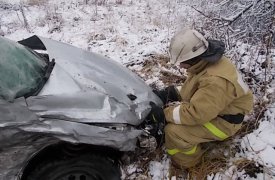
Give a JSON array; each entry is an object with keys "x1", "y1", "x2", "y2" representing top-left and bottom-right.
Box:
[{"x1": 0, "y1": 37, "x2": 47, "y2": 101}]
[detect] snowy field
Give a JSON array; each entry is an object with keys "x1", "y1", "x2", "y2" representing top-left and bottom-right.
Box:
[{"x1": 1, "y1": 0, "x2": 275, "y2": 179}]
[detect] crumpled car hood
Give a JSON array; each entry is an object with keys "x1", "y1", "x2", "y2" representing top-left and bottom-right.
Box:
[
  {"x1": 0, "y1": 36, "x2": 162, "y2": 179},
  {"x1": 31, "y1": 36, "x2": 162, "y2": 125},
  {"x1": 0, "y1": 36, "x2": 162, "y2": 149}
]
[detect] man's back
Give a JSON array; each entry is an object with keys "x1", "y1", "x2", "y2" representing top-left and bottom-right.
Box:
[{"x1": 176, "y1": 56, "x2": 253, "y2": 125}]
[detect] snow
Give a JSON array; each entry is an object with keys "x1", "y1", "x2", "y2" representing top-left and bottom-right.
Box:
[
  {"x1": 149, "y1": 157, "x2": 170, "y2": 180},
  {"x1": 1, "y1": 0, "x2": 275, "y2": 179},
  {"x1": 240, "y1": 106, "x2": 275, "y2": 172}
]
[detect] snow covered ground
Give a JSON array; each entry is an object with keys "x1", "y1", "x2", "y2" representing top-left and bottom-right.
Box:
[{"x1": 1, "y1": 0, "x2": 274, "y2": 179}]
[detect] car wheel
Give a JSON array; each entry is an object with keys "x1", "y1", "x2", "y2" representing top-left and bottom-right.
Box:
[{"x1": 26, "y1": 155, "x2": 121, "y2": 180}]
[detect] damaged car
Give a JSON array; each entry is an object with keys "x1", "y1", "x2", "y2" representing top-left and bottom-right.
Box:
[{"x1": 0, "y1": 36, "x2": 163, "y2": 180}]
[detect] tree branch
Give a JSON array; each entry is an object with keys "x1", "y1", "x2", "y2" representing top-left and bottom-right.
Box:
[
  {"x1": 19, "y1": 4, "x2": 31, "y2": 33},
  {"x1": 221, "y1": 0, "x2": 262, "y2": 24},
  {"x1": 190, "y1": 6, "x2": 222, "y2": 22}
]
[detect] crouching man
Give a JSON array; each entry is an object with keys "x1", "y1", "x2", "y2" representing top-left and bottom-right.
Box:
[{"x1": 152, "y1": 28, "x2": 253, "y2": 169}]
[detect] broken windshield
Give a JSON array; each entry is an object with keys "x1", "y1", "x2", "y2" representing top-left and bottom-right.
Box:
[{"x1": 0, "y1": 37, "x2": 48, "y2": 101}]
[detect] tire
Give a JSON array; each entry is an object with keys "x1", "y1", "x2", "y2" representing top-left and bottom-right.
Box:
[{"x1": 26, "y1": 154, "x2": 121, "y2": 180}]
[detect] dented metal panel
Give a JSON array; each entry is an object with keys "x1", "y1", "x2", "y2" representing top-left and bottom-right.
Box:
[{"x1": 0, "y1": 36, "x2": 162, "y2": 180}]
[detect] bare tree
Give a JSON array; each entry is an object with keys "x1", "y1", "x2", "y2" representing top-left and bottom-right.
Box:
[{"x1": 19, "y1": 4, "x2": 31, "y2": 32}]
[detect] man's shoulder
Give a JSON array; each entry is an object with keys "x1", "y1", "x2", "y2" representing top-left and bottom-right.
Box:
[{"x1": 206, "y1": 56, "x2": 237, "y2": 76}]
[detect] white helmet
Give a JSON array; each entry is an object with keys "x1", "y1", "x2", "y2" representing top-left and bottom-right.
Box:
[{"x1": 169, "y1": 29, "x2": 209, "y2": 65}]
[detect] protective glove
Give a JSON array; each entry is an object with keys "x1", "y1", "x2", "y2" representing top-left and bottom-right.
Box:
[
  {"x1": 153, "y1": 86, "x2": 181, "y2": 104},
  {"x1": 145, "y1": 102, "x2": 166, "y2": 147}
]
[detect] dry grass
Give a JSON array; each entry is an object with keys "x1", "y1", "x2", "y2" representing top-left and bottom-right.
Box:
[
  {"x1": 189, "y1": 155, "x2": 263, "y2": 179},
  {"x1": 124, "y1": 138, "x2": 264, "y2": 179},
  {"x1": 26, "y1": 0, "x2": 48, "y2": 6},
  {"x1": 188, "y1": 142, "x2": 229, "y2": 180},
  {"x1": 237, "y1": 99, "x2": 267, "y2": 138},
  {"x1": 115, "y1": 0, "x2": 123, "y2": 4},
  {"x1": 123, "y1": 148, "x2": 164, "y2": 180},
  {"x1": 234, "y1": 159, "x2": 263, "y2": 178},
  {"x1": 126, "y1": 54, "x2": 186, "y2": 88}
]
